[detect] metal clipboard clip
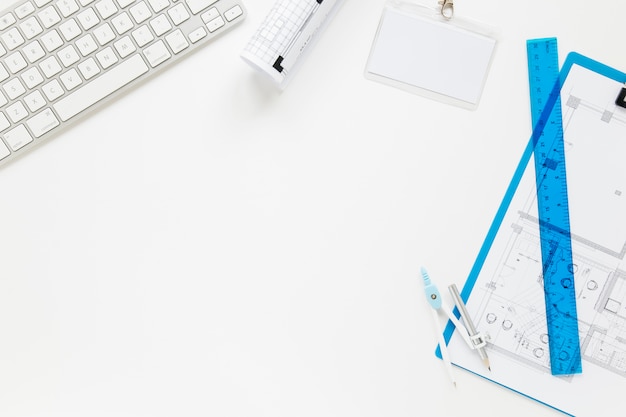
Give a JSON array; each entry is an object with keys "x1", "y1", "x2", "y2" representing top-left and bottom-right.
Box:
[
  {"x1": 438, "y1": 0, "x2": 453, "y2": 19},
  {"x1": 616, "y1": 83, "x2": 626, "y2": 108}
]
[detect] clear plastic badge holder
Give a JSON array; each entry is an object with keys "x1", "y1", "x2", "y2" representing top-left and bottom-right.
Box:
[{"x1": 365, "y1": 0, "x2": 499, "y2": 110}]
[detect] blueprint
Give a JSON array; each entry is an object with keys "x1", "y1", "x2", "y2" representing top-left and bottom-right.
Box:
[
  {"x1": 446, "y1": 54, "x2": 626, "y2": 417},
  {"x1": 240, "y1": 0, "x2": 344, "y2": 88}
]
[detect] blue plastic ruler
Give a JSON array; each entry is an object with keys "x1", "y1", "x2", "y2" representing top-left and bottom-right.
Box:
[{"x1": 526, "y1": 38, "x2": 582, "y2": 375}]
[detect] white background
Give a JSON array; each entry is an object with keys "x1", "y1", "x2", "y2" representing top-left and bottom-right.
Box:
[{"x1": 1, "y1": 0, "x2": 625, "y2": 416}]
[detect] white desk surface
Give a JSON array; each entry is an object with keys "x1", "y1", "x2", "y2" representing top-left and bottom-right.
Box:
[{"x1": 1, "y1": 0, "x2": 625, "y2": 416}]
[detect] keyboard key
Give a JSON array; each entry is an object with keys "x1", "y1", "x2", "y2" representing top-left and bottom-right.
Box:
[
  {"x1": 3, "y1": 78, "x2": 26, "y2": 99},
  {"x1": 23, "y1": 40, "x2": 45, "y2": 63},
  {"x1": 167, "y1": 3, "x2": 189, "y2": 25},
  {"x1": 112, "y1": 11, "x2": 133, "y2": 34},
  {"x1": 0, "y1": 139, "x2": 10, "y2": 160},
  {"x1": 94, "y1": 22, "x2": 115, "y2": 45},
  {"x1": 131, "y1": 25, "x2": 153, "y2": 47},
  {"x1": 7, "y1": 101, "x2": 28, "y2": 123},
  {"x1": 165, "y1": 29, "x2": 188, "y2": 54},
  {"x1": 20, "y1": 16, "x2": 44, "y2": 39},
  {"x1": 95, "y1": 0, "x2": 118, "y2": 19},
  {"x1": 76, "y1": 33, "x2": 98, "y2": 55},
  {"x1": 38, "y1": 5, "x2": 62, "y2": 28},
  {"x1": 113, "y1": 35, "x2": 136, "y2": 57},
  {"x1": 77, "y1": 57, "x2": 100, "y2": 79},
  {"x1": 143, "y1": 40, "x2": 170, "y2": 67},
  {"x1": 116, "y1": 0, "x2": 135, "y2": 8},
  {"x1": 21, "y1": 66, "x2": 44, "y2": 88},
  {"x1": 186, "y1": 0, "x2": 216, "y2": 14},
  {"x1": 24, "y1": 90, "x2": 46, "y2": 111},
  {"x1": 224, "y1": 5, "x2": 242, "y2": 21},
  {"x1": 59, "y1": 18, "x2": 81, "y2": 41},
  {"x1": 60, "y1": 68, "x2": 82, "y2": 90},
  {"x1": 42, "y1": 79, "x2": 64, "y2": 101},
  {"x1": 40, "y1": 56, "x2": 62, "y2": 77},
  {"x1": 0, "y1": 13, "x2": 16, "y2": 31},
  {"x1": 41, "y1": 29, "x2": 64, "y2": 52},
  {"x1": 95, "y1": 46, "x2": 118, "y2": 68},
  {"x1": 56, "y1": 0, "x2": 80, "y2": 17},
  {"x1": 147, "y1": 0, "x2": 168, "y2": 13},
  {"x1": 200, "y1": 7, "x2": 217, "y2": 23},
  {"x1": 206, "y1": 15, "x2": 223, "y2": 33},
  {"x1": 149, "y1": 14, "x2": 171, "y2": 36},
  {"x1": 5, "y1": 51, "x2": 27, "y2": 73},
  {"x1": 0, "y1": 113, "x2": 10, "y2": 131},
  {"x1": 0, "y1": 64, "x2": 9, "y2": 82},
  {"x1": 53, "y1": 54, "x2": 148, "y2": 121},
  {"x1": 58, "y1": 44, "x2": 80, "y2": 66},
  {"x1": 2, "y1": 28, "x2": 25, "y2": 50},
  {"x1": 27, "y1": 108, "x2": 60, "y2": 137},
  {"x1": 77, "y1": 8, "x2": 100, "y2": 30},
  {"x1": 15, "y1": 1, "x2": 35, "y2": 18},
  {"x1": 4, "y1": 124, "x2": 33, "y2": 151},
  {"x1": 188, "y1": 26, "x2": 206, "y2": 43},
  {"x1": 129, "y1": 1, "x2": 151, "y2": 23}
]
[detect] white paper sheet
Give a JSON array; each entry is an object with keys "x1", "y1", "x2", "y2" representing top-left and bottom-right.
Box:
[{"x1": 446, "y1": 54, "x2": 626, "y2": 416}]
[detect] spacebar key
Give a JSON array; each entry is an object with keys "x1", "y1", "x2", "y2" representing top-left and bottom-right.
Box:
[{"x1": 54, "y1": 55, "x2": 149, "y2": 122}]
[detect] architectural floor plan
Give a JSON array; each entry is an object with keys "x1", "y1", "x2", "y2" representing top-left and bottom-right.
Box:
[{"x1": 447, "y1": 55, "x2": 626, "y2": 416}]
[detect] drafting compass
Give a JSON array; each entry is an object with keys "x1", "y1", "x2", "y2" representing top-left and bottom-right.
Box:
[{"x1": 420, "y1": 267, "x2": 490, "y2": 386}]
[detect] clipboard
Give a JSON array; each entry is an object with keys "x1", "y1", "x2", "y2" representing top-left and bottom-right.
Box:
[{"x1": 445, "y1": 52, "x2": 626, "y2": 416}]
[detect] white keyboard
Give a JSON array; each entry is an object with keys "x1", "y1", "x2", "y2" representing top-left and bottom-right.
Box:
[{"x1": 0, "y1": 0, "x2": 246, "y2": 168}]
